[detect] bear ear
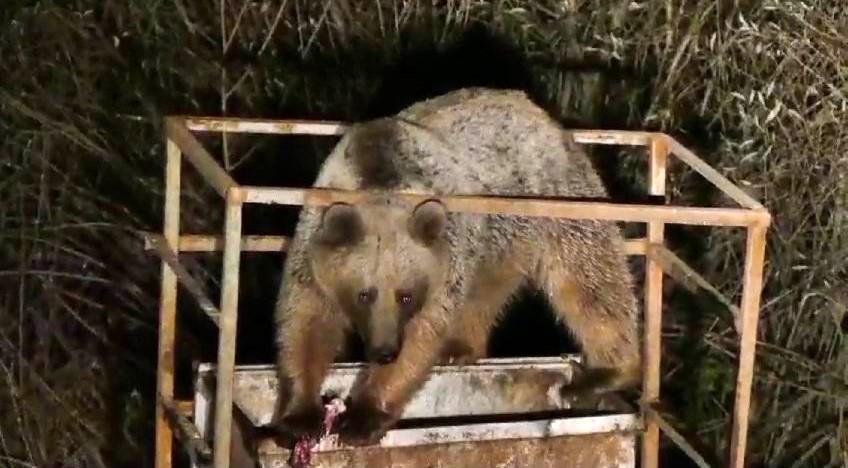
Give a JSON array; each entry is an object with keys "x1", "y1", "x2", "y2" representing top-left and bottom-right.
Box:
[
  {"x1": 409, "y1": 199, "x2": 447, "y2": 245},
  {"x1": 316, "y1": 203, "x2": 364, "y2": 247}
]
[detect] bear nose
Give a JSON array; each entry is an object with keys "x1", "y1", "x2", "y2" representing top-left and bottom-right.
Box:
[{"x1": 373, "y1": 347, "x2": 398, "y2": 364}]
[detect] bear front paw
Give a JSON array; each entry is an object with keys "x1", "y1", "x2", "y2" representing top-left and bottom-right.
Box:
[
  {"x1": 337, "y1": 398, "x2": 396, "y2": 446},
  {"x1": 276, "y1": 404, "x2": 325, "y2": 438}
]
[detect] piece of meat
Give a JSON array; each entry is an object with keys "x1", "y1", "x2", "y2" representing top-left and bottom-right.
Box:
[{"x1": 290, "y1": 398, "x2": 347, "y2": 468}]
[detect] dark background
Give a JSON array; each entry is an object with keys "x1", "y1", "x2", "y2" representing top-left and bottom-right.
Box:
[{"x1": 2, "y1": 2, "x2": 845, "y2": 468}]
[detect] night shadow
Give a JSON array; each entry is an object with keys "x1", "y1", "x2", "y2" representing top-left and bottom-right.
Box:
[{"x1": 361, "y1": 23, "x2": 542, "y2": 119}]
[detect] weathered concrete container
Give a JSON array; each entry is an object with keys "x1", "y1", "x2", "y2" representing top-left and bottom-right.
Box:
[{"x1": 192, "y1": 357, "x2": 640, "y2": 468}]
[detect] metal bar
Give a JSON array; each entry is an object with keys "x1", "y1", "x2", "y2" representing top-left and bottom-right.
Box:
[
  {"x1": 142, "y1": 233, "x2": 289, "y2": 253},
  {"x1": 212, "y1": 195, "x2": 243, "y2": 468},
  {"x1": 568, "y1": 130, "x2": 654, "y2": 146},
  {"x1": 648, "y1": 244, "x2": 742, "y2": 334},
  {"x1": 142, "y1": 232, "x2": 644, "y2": 255},
  {"x1": 185, "y1": 116, "x2": 347, "y2": 136},
  {"x1": 641, "y1": 136, "x2": 668, "y2": 468},
  {"x1": 643, "y1": 404, "x2": 712, "y2": 468},
  {"x1": 145, "y1": 234, "x2": 221, "y2": 326},
  {"x1": 600, "y1": 236, "x2": 647, "y2": 255},
  {"x1": 164, "y1": 117, "x2": 238, "y2": 198},
  {"x1": 237, "y1": 186, "x2": 765, "y2": 227},
  {"x1": 155, "y1": 138, "x2": 181, "y2": 468},
  {"x1": 176, "y1": 399, "x2": 194, "y2": 416},
  {"x1": 179, "y1": 115, "x2": 653, "y2": 145},
  {"x1": 159, "y1": 395, "x2": 213, "y2": 466},
  {"x1": 664, "y1": 135, "x2": 768, "y2": 213},
  {"x1": 728, "y1": 225, "x2": 768, "y2": 468}
]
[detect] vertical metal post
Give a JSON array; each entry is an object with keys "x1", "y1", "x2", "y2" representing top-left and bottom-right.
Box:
[
  {"x1": 729, "y1": 224, "x2": 767, "y2": 468},
  {"x1": 642, "y1": 136, "x2": 668, "y2": 468},
  {"x1": 156, "y1": 138, "x2": 181, "y2": 468},
  {"x1": 213, "y1": 191, "x2": 243, "y2": 468}
]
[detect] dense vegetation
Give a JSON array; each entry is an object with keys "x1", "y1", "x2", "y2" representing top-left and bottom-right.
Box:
[{"x1": 1, "y1": 1, "x2": 845, "y2": 467}]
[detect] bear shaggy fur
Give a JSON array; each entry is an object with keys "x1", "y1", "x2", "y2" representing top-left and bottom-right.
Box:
[{"x1": 272, "y1": 87, "x2": 641, "y2": 445}]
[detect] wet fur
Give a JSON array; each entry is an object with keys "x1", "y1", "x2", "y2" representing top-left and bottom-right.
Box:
[{"x1": 273, "y1": 88, "x2": 641, "y2": 445}]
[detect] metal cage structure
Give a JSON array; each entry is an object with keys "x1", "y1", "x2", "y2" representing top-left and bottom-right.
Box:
[{"x1": 144, "y1": 115, "x2": 770, "y2": 468}]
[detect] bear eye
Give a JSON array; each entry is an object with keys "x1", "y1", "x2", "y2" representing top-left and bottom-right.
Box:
[
  {"x1": 357, "y1": 289, "x2": 376, "y2": 305},
  {"x1": 397, "y1": 292, "x2": 413, "y2": 307}
]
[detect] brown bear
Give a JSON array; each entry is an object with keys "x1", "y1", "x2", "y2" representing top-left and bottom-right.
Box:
[{"x1": 272, "y1": 87, "x2": 641, "y2": 445}]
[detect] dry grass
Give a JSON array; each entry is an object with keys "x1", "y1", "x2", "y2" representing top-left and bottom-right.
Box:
[{"x1": 1, "y1": 1, "x2": 846, "y2": 467}]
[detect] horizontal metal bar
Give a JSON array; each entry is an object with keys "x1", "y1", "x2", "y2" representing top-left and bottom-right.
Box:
[
  {"x1": 164, "y1": 117, "x2": 238, "y2": 198},
  {"x1": 142, "y1": 232, "x2": 645, "y2": 255},
  {"x1": 624, "y1": 237, "x2": 646, "y2": 255},
  {"x1": 143, "y1": 233, "x2": 289, "y2": 253},
  {"x1": 184, "y1": 116, "x2": 346, "y2": 136},
  {"x1": 177, "y1": 115, "x2": 656, "y2": 146},
  {"x1": 567, "y1": 130, "x2": 654, "y2": 146},
  {"x1": 236, "y1": 186, "x2": 765, "y2": 227},
  {"x1": 664, "y1": 135, "x2": 768, "y2": 214},
  {"x1": 175, "y1": 399, "x2": 194, "y2": 416},
  {"x1": 647, "y1": 244, "x2": 742, "y2": 334},
  {"x1": 145, "y1": 234, "x2": 220, "y2": 326},
  {"x1": 644, "y1": 404, "x2": 712, "y2": 468}
]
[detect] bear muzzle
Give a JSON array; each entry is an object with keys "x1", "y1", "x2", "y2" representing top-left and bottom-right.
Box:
[{"x1": 369, "y1": 345, "x2": 400, "y2": 364}]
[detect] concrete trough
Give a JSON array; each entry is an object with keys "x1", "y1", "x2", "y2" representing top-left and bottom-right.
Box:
[{"x1": 192, "y1": 357, "x2": 641, "y2": 468}]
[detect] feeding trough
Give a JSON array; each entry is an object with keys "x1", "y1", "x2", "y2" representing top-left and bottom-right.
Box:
[{"x1": 191, "y1": 357, "x2": 640, "y2": 468}]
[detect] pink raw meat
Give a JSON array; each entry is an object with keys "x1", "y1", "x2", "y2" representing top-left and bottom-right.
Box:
[{"x1": 290, "y1": 398, "x2": 347, "y2": 468}]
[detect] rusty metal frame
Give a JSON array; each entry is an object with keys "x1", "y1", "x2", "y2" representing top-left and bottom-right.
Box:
[{"x1": 148, "y1": 115, "x2": 770, "y2": 468}]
